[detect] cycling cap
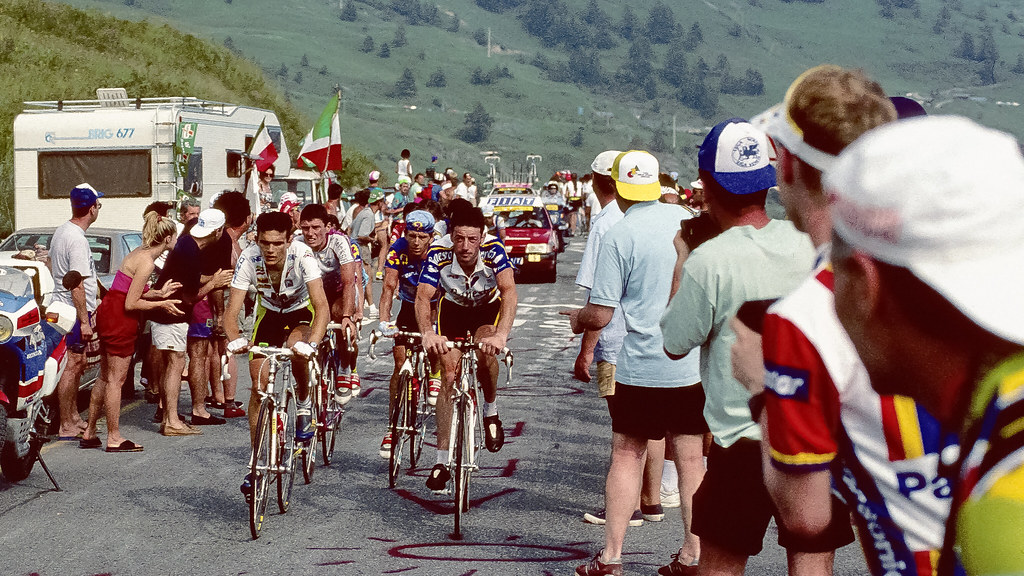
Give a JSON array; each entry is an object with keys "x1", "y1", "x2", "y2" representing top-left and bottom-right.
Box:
[{"x1": 405, "y1": 210, "x2": 435, "y2": 233}]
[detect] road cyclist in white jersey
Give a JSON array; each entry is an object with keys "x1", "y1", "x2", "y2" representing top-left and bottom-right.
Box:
[
  {"x1": 298, "y1": 204, "x2": 359, "y2": 404},
  {"x1": 224, "y1": 211, "x2": 331, "y2": 498},
  {"x1": 415, "y1": 204, "x2": 518, "y2": 492}
]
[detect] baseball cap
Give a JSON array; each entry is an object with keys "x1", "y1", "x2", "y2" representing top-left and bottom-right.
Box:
[
  {"x1": 690, "y1": 179, "x2": 704, "y2": 190},
  {"x1": 825, "y1": 115, "x2": 1024, "y2": 345},
  {"x1": 591, "y1": 150, "x2": 622, "y2": 176},
  {"x1": 279, "y1": 200, "x2": 299, "y2": 214},
  {"x1": 368, "y1": 170, "x2": 381, "y2": 183},
  {"x1": 405, "y1": 210, "x2": 435, "y2": 233},
  {"x1": 611, "y1": 150, "x2": 660, "y2": 202},
  {"x1": 698, "y1": 119, "x2": 776, "y2": 195},
  {"x1": 190, "y1": 208, "x2": 225, "y2": 238},
  {"x1": 890, "y1": 96, "x2": 927, "y2": 119},
  {"x1": 396, "y1": 175, "x2": 412, "y2": 185},
  {"x1": 70, "y1": 183, "x2": 104, "y2": 209},
  {"x1": 368, "y1": 187, "x2": 385, "y2": 203},
  {"x1": 480, "y1": 205, "x2": 495, "y2": 217}
]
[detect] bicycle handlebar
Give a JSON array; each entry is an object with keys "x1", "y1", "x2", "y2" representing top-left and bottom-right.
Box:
[
  {"x1": 367, "y1": 330, "x2": 513, "y2": 372},
  {"x1": 325, "y1": 322, "x2": 356, "y2": 354}
]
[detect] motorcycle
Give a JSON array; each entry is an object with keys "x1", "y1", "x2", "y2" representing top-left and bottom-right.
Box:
[
  {"x1": 541, "y1": 198, "x2": 569, "y2": 253},
  {"x1": 0, "y1": 260, "x2": 75, "y2": 482}
]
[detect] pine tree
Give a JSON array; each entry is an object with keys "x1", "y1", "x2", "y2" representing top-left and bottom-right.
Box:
[
  {"x1": 1013, "y1": 54, "x2": 1024, "y2": 74},
  {"x1": 684, "y1": 22, "x2": 703, "y2": 50},
  {"x1": 455, "y1": 102, "x2": 494, "y2": 144},
  {"x1": 619, "y1": 6, "x2": 637, "y2": 40},
  {"x1": 300, "y1": 53, "x2": 309, "y2": 67},
  {"x1": 646, "y1": 1, "x2": 677, "y2": 43},
  {"x1": 390, "y1": 68, "x2": 417, "y2": 98},
  {"x1": 360, "y1": 35, "x2": 375, "y2": 53},
  {"x1": 340, "y1": 1, "x2": 357, "y2": 22},
  {"x1": 378, "y1": 42, "x2": 391, "y2": 58},
  {"x1": 426, "y1": 68, "x2": 447, "y2": 87},
  {"x1": 393, "y1": 26, "x2": 408, "y2": 47}
]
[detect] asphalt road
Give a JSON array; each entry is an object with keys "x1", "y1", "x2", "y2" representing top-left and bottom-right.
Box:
[{"x1": 0, "y1": 238, "x2": 869, "y2": 576}]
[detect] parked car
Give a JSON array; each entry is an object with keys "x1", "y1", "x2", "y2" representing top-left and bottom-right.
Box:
[
  {"x1": 0, "y1": 227, "x2": 143, "y2": 291},
  {"x1": 480, "y1": 194, "x2": 558, "y2": 283}
]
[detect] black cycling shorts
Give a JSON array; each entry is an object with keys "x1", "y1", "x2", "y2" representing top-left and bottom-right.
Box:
[
  {"x1": 252, "y1": 305, "x2": 314, "y2": 349},
  {"x1": 436, "y1": 297, "x2": 500, "y2": 340}
]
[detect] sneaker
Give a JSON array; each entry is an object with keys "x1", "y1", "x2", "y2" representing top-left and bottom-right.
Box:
[
  {"x1": 366, "y1": 305, "x2": 379, "y2": 319},
  {"x1": 575, "y1": 551, "x2": 623, "y2": 576},
  {"x1": 658, "y1": 551, "x2": 699, "y2": 576},
  {"x1": 223, "y1": 405, "x2": 246, "y2": 418},
  {"x1": 483, "y1": 414, "x2": 504, "y2": 453},
  {"x1": 582, "y1": 508, "x2": 643, "y2": 527},
  {"x1": 379, "y1": 432, "x2": 392, "y2": 459},
  {"x1": 349, "y1": 372, "x2": 361, "y2": 393},
  {"x1": 641, "y1": 503, "x2": 665, "y2": 522},
  {"x1": 335, "y1": 374, "x2": 353, "y2": 405},
  {"x1": 240, "y1": 473, "x2": 252, "y2": 499},
  {"x1": 661, "y1": 488, "x2": 681, "y2": 509},
  {"x1": 295, "y1": 407, "x2": 314, "y2": 442},
  {"x1": 425, "y1": 463, "x2": 451, "y2": 491},
  {"x1": 427, "y1": 378, "x2": 441, "y2": 406},
  {"x1": 375, "y1": 270, "x2": 384, "y2": 280}
]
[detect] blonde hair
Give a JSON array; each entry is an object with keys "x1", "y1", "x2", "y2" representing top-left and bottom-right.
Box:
[
  {"x1": 787, "y1": 65, "x2": 897, "y2": 156},
  {"x1": 142, "y1": 211, "x2": 177, "y2": 248}
]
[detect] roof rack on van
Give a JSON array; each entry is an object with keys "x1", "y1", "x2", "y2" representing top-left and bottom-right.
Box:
[{"x1": 22, "y1": 88, "x2": 239, "y2": 115}]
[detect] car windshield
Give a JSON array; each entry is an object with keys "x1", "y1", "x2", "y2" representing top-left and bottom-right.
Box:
[
  {"x1": 0, "y1": 232, "x2": 114, "y2": 274},
  {"x1": 502, "y1": 207, "x2": 550, "y2": 229},
  {"x1": 0, "y1": 266, "x2": 35, "y2": 299}
]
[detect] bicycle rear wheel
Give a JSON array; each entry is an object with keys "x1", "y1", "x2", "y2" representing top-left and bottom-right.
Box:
[
  {"x1": 302, "y1": 370, "x2": 320, "y2": 484},
  {"x1": 249, "y1": 399, "x2": 274, "y2": 540},
  {"x1": 320, "y1": 354, "x2": 340, "y2": 466},
  {"x1": 277, "y1": 389, "x2": 297, "y2": 514},
  {"x1": 388, "y1": 372, "x2": 410, "y2": 488}
]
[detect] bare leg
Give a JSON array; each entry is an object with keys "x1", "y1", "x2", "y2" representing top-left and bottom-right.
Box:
[
  {"x1": 187, "y1": 338, "x2": 212, "y2": 418},
  {"x1": 670, "y1": 432, "x2": 706, "y2": 565},
  {"x1": 82, "y1": 353, "x2": 110, "y2": 441},
  {"x1": 247, "y1": 357, "x2": 270, "y2": 446},
  {"x1": 208, "y1": 342, "x2": 225, "y2": 405},
  {"x1": 696, "y1": 541, "x2": 748, "y2": 576},
  {"x1": 434, "y1": 348, "x2": 461, "y2": 451},
  {"x1": 57, "y1": 351, "x2": 87, "y2": 437},
  {"x1": 603, "y1": 432, "x2": 647, "y2": 562},
  {"x1": 642, "y1": 438, "x2": 666, "y2": 507},
  {"x1": 160, "y1": 350, "x2": 188, "y2": 430},
  {"x1": 788, "y1": 551, "x2": 836, "y2": 576},
  {"x1": 103, "y1": 355, "x2": 134, "y2": 447}
]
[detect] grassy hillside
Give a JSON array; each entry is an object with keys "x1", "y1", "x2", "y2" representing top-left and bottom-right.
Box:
[{"x1": 17, "y1": 0, "x2": 1024, "y2": 191}]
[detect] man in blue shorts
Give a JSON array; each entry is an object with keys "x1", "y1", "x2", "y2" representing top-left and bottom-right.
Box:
[{"x1": 416, "y1": 205, "x2": 518, "y2": 492}]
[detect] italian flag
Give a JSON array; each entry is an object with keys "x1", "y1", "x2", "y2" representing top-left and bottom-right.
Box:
[
  {"x1": 295, "y1": 93, "x2": 343, "y2": 172},
  {"x1": 250, "y1": 118, "x2": 278, "y2": 172}
]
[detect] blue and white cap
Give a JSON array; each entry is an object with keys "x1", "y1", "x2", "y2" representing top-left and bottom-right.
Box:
[
  {"x1": 698, "y1": 118, "x2": 776, "y2": 195},
  {"x1": 405, "y1": 210, "x2": 435, "y2": 234}
]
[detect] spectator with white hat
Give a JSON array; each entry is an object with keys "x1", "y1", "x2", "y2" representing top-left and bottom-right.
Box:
[
  {"x1": 568, "y1": 150, "x2": 705, "y2": 576},
  {"x1": 826, "y1": 115, "x2": 1024, "y2": 576}
]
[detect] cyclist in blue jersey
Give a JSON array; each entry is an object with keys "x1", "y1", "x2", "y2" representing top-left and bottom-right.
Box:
[
  {"x1": 416, "y1": 205, "x2": 518, "y2": 491},
  {"x1": 377, "y1": 210, "x2": 440, "y2": 458}
]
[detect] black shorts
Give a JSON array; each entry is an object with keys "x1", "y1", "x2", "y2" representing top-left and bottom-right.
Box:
[
  {"x1": 692, "y1": 439, "x2": 855, "y2": 557},
  {"x1": 436, "y1": 298, "x2": 500, "y2": 340},
  {"x1": 568, "y1": 198, "x2": 583, "y2": 210},
  {"x1": 608, "y1": 383, "x2": 709, "y2": 440},
  {"x1": 252, "y1": 305, "x2": 314, "y2": 349}
]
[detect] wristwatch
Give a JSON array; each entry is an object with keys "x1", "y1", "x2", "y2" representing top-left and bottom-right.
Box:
[{"x1": 748, "y1": 391, "x2": 767, "y2": 422}]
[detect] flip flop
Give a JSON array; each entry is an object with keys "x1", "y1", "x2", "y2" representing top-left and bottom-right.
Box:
[
  {"x1": 106, "y1": 440, "x2": 144, "y2": 453},
  {"x1": 79, "y1": 437, "x2": 102, "y2": 449}
]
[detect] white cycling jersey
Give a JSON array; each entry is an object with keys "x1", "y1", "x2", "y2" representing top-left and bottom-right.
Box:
[{"x1": 231, "y1": 241, "x2": 322, "y2": 313}]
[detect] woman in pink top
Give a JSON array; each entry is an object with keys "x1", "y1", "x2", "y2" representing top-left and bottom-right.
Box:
[{"x1": 81, "y1": 212, "x2": 183, "y2": 452}]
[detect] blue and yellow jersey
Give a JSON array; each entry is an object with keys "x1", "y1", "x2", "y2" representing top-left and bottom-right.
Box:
[
  {"x1": 418, "y1": 234, "x2": 511, "y2": 307},
  {"x1": 385, "y1": 237, "x2": 430, "y2": 303}
]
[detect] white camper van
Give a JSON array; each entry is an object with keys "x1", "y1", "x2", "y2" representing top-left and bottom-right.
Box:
[{"x1": 13, "y1": 88, "x2": 291, "y2": 229}]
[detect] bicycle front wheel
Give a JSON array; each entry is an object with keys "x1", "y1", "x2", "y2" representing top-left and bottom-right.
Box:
[
  {"x1": 409, "y1": 375, "x2": 424, "y2": 468},
  {"x1": 277, "y1": 389, "x2": 297, "y2": 514},
  {"x1": 388, "y1": 372, "x2": 411, "y2": 489},
  {"x1": 320, "y1": 354, "x2": 340, "y2": 466},
  {"x1": 249, "y1": 399, "x2": 274, "y2": 540},
  {"x1": 302, "y1": 370, "x2": 321, "y2": 484},
  {"x1": 451, "y1": 395, "x2": 471, "y2": 540}
]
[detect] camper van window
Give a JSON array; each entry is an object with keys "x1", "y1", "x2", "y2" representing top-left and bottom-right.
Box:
[
  {"x1": 88, "y1": 236, "x2": 112, "y2": 274},
  {"x1": 185, "y1": 149, "x2": 203, "y2": 196},
  {"x1": 226, "y1": 149, "x2": 243, "y2": 178},
  {"x1": 38, "y1": 150, "x2": 151, "y2": 199}
]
